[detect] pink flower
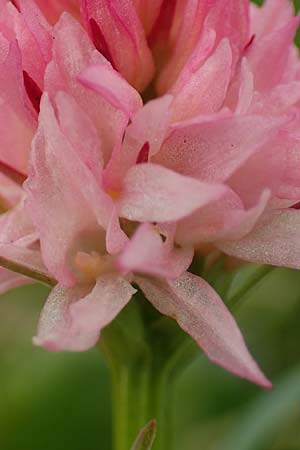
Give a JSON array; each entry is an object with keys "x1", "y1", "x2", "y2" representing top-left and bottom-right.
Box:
[{"x1": 1, "y1": 0, "x2": 300, "y2": 389}]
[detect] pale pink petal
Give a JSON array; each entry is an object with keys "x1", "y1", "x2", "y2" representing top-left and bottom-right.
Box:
[
  {"x1": 250, "y1": 81, "x2": 300, "y2": 116},
  {"x1": 117, "y1": 163, "x2": 227, "y2": 222},
  {"x1": 25, "y1": 94, "x2": 106, "y2": 287},
  {"x1": 176, "y1": 189, "x2": 270, "y2": 246},
  {"x1": 105, "y1": 208, "x2": 128, "y2": 255},
  {"x1": 247, "y1": 16, "x2": 300, "y2": 92},
  {"x1": 69, "y1": 274, "x2": 136, "y2": 346},
  {"x1": 55, "y1": 91, "x2": 104, "y2": 178},
  {"x1": 218, "y1": 209, "x2": 300, "y2": 269},
  {"x1": 171, "y1": 39, "x2": 232, "y2": 122},
  {"x1": 0, "y1": 267, "x2": 32, "y2": 295},
  {"x1": 33, "y1": 284, "x2": 95, "y2": 351},
  {"x1": 155, "y1": 115, "x2": 288, "y2": 182},
  {"x1": 117, "y1": 223, "x2": 193, "y2": 279},
  {"x1": 136, "y1": 273, "x2": 271, "y2": 388},
  {"x1": 79, "y1": 63, "x2": 143, "y2": 119},
  {"x1": 0, "y1": 201, "x2": 34, "y2": 243},
  {"x1": 229, "y1": 131, "x2": 299, "y2": 207},
  {"x1": 81, "y1": 0, "x2": 154, "y2": 91},
  {"x1": 104, "y1": 95, "x2": 173, "y2": 190}
]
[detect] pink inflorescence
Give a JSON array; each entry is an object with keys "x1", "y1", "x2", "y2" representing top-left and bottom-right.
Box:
[{"x1": 0, "y1": 0, "x2": 300, "y2": 388}]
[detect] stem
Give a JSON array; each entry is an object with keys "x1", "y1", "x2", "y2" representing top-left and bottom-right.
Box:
[
  {"x1": 109, "y1": 361, "x2": 172, "y2": 450},
  {"x1": 99, "y1": 296, "x2": 198, "y2": 450}
]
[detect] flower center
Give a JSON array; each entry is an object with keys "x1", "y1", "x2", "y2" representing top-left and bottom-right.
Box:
[{"x1": 75, "y1": 251, "x2": 114, "y2": 283}]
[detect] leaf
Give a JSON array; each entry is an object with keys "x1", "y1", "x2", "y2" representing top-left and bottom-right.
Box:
[
  {"x1": 130, "y1": 420, "x2": 157, "y2": 450},
  {"x1": 215, "y1": 362, "x2": 300, "y2": 450}
]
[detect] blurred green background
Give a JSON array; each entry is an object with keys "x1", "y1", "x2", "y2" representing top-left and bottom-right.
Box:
[{"x1": 1, "y1": 1, "x2": 300, "y2": 449}]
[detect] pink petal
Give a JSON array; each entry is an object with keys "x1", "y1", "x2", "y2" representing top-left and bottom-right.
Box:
[
  {"x1": 32, "y1": 0, "x2": 80, "y2": 25},
  {"x1": 171, "y1": 38, "x2": 232, "y2": 122},
  {"x1": 118, "y1": 163, "x2": 227, "y2": 222},
  {"x1": 117, "y1": 223, "x2": 193, "y2": 279},
  {"x1": 104, "y1": 95, "x2": 173, "y2": 190},
  {"x1": 55, "y1": 91, "x2": 104, "y2": 178},
  {"x1": 25, "y1": 94, "x2": 108, "y2": 287},
  {"x1": 157, "y1": 0, "x2": 215, "y2": 93},
  {"x1": 69, "y1": 274, "x2": 136, "y2": 349},
  {"x1": 204, "y1": 0, "x2": 250, "y2": 69},
  {"x1": 81, "y1": 0, "x2": 154, "y2": 91},
  {"x1": 251, "y1": 0, "x2": 295, "y2": 37},
  {"x1": 136, "y1": 272, "x2": 271, "y2": 388},
  {"x1": 45, "y1": 13, "x2": 128, "y2": 164},
  {"x1": 105, "y1": 208, "x2": 128, "y2": 255},
  {"x1": 0, "y1": 201, "x2": 34, "y2": 243},
  {"x1": 176, "y1": 189, "x2": 270, "y2": 246},
  {"x1": 229, "y1": 131, "x2": 299, "y2": 207},
  {"x1": 226, "y1": 57, "x2": 254, "y2": 114},
  {"x1": 218, "y1": 209, "x2": 300, "y2": 269},
  {"x1": 247, "y1": 16, "x2": 300, "y2": 92},
  {"x1": 79, "y1": 63, "x2": 143, "y2": 119},
  {"x1": 155, "y1": 114, "x2": 289, "y2": 182}
]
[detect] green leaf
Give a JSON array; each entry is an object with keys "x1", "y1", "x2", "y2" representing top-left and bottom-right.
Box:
[
  {"x1": 130, "y1": 420, "x2": 157, "y2": 450},
  {"x1": 215, "y1": 363, "x2": 300, "y2": 450}
]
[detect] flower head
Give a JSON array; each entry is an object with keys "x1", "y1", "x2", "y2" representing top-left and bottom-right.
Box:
[{"x1": 1, "y1": 0, "x2": 300, "y2": 389}]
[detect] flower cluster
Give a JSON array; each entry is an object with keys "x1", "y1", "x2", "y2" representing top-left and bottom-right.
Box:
[{"x1": 0, "y1": 0, "x2": 300, "y2": 388}]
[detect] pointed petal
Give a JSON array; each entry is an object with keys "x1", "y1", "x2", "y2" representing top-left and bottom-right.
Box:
[
  {"x1": 219, "y1": 209, "x2": 300, "y2": 269},
  {"x1": 136, "y1": 273, "x2": 271, "y2": 388},
  {"x1": 118, "y1": 163, "x2": 227, "y2": 222}
]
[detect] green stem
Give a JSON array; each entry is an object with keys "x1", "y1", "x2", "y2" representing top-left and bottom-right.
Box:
[
  {"x1": 109, "y1": 361, "x2": 173, "y2": 450},
  {"x1": 99, "y1": 295, "x2": 198, "y2": 450}
]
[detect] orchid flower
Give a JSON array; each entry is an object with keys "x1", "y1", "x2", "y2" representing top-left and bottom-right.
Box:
[{"x1": 0, "y1": 0, "x2": 300, "y2": 395}]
